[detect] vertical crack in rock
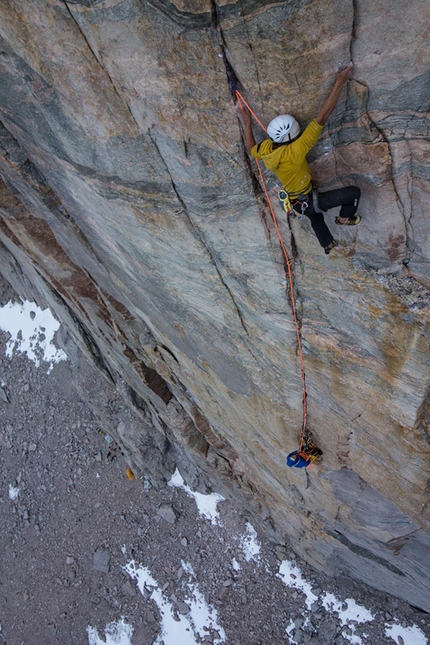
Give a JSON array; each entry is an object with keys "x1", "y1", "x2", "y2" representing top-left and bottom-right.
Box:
[
  {"x1": 347, "y1": 4, "x2": 411, "y2": 261},
  {"x1": 238, "y1": 0, "x2": 263, "y2": 104},
  {"x1": 398, "y1": 94, "x2": 429, "y2": 249},
  {"x1": 353, "y1": 81, "x2": 411, "y2": 261},
  {"x1": 382, "y1": 95, "x2": 429, "y2": 261},
  {"x1": 210, "y1": 0, "x2": 302, "y2": 311},
  {"x1": 62, "y1": 1, "x2": 141, "y2": 133},
  {"x1": 147, "y1": 130, "x2": 254, "y2": 346},
  {"x1": 403, "y1": 140, "x2": 415, "y2": 251},
  {"x1": 211, "y1": 0, "x2": 241, "y2": 101},
  {"x1": 349, "y1": 0, "x2": 358, "y2": 59},
  {"x1": 415, "y1": 385, "x2": 430, "y2": 446}
]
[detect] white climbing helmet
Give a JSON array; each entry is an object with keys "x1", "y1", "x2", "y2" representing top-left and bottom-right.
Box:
[{"x1": 267, "y1": 114, "x2": 300, "y2": 143}]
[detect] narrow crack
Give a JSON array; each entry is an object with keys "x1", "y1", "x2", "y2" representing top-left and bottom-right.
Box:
[
  {"x1": 353, "y1": 80, "x2": 412, "y2": 261},
  {"x1": 211, "y1": 0, "x2": 242, "y2": 100},
  {"x1": 147, "y1": 129, "x2": 255, "y2": 346},
  {"x1": 399, "y1": 102, "x2": 430, "y2": 256},
  {"x1": 62, "y1": 1, "x2": 141, "y2": 133},
  {"x1": 404, "y1": 140, "x2": 415, "y2": 245},
  {"x1": 238, "y1": 0, "x2": 263, "y2": 106},
  {"x1": 348, "y1": 2, "x2": 412, "y2": 264},
  {"x1": 211, "y1": 4, "x2": 297, "y2": 260},
  {"x1": 345, "y1": 0, "x2": 357, "y2": 117},
  {"x1": 210, "y1": 0, "x2": 304, "y2": 333},
  {"x1": 349, "y1": 0, "x2": 358, "y2": 58}
]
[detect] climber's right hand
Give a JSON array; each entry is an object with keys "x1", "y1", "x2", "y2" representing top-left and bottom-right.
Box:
[{"x1": 336, "y1": 61, "x2": 354, "y2": 85}]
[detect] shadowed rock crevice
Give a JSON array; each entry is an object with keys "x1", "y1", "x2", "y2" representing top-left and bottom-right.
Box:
[
  {"x1": 415, "y1": 386, "x2": 430, "y2": 447},
  {"x1": 48, "y1": 278, "x2": 118, "y2": 383},
  {"x1": 140, "y1": 362, "x2": 173, "y2": 404},
  {"x1": 328, "y1": 529, "x2": 406, "y2": 577},
  {"x1": 193, "y1": 407, "x2": 239, "y2": 462}
]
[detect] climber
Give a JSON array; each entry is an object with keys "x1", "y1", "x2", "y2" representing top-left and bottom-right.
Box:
[{"x1": 238, "y1": 62, "x2": 361, "y2": 255}]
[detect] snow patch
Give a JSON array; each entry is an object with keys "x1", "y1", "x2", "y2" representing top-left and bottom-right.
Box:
[
  {"x1": 231, "y1": 557, "x2": 241, "y2": 571},
  {"x1": 285, "y1": 619, "x2": 298, "y2": 644},
  {"x1": 385, "y1": 622, "x2": 428, "y2": 645},
  {"x1": 8, "y1": 484, "x2": 19, "y2": 500},
  {"x1": 278, "y1": 560, "x2": 427, "y2": 645},
  {"x1": 239, "y1": 522, "x2": 261, "y2": 563},
  {"x1": 87, "y1": 618, "x2": 133, "y2": 645},
  {"x1": 277, "y1": 560, "x2": 318, "y2": 609},
  {"x1": 321, "y1": 592, "x2": 374, "y2": 644},
  {"x1": 180, "y1": 560, "x2": 226, "y2": 643},
  {"x1": 0, "y1": 300, "x2": 67, "y2": 373},
  {"x1": 125, "y1": 559, "x2": 225, "y2": 645},
  {"x1": 320, "y1": 594, "x2": 374, "y2": 625},
  {"x1": 168, "y1": 468, "x2": 225, "y2": 525}
]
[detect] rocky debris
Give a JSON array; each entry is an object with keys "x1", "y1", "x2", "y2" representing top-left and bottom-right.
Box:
[
  {"x1": 0, "y1": 284, "x2": 429, "y2": 645},
  {"x1": 365, "y1": 264, "x2": 430, "y2": 310}
]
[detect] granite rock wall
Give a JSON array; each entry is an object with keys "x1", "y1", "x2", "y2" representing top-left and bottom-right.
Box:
[{"x1": 0, "y1": 0, "x2": 430, "y2": 610}]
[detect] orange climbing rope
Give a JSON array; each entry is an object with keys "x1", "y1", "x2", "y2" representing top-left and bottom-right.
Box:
[{"x1": 235, "y1": 90, "x2": 309, "y2": 451}]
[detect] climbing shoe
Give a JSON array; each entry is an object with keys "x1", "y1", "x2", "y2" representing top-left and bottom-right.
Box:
[
  {"x1": 324, "y1": 240, "x2": 338, "y2": 255},
  {"x1": 335, "y1": 214, "x2": 361, "y2": 226},
  {"x1": 278, "y1": 190, "x2": 293, "y2": 216}
]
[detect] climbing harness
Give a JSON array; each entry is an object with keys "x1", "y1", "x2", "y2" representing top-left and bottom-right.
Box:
[
  {"x1": 278, "y1": 190, "x2": 309, "y2": 219},
  {"x1": 235, "y1": 89, "x2": 322, "y2": 468}
]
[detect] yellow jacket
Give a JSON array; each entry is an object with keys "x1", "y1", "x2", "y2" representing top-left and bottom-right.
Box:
[{"x1": 251, "y1": 119, "x2": 323, "y2": 196}]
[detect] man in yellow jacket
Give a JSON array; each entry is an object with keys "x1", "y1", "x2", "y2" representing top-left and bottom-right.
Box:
[{"x1": 239, "y1": 62, "x2": 361, "y2": 255}]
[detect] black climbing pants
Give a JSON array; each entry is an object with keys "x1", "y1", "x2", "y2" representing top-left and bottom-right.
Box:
[{"x1": 293, "y1": 186, "x2": 361, "y2": 249}]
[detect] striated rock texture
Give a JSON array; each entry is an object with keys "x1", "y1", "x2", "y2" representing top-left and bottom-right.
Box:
[{"x1": 0, "y1": 0, "x2": 430, "y2": 610}]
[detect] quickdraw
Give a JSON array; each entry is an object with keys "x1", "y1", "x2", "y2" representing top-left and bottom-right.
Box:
[{"x1": 278, "y1": 190, "x2": 310, "y2": 219}]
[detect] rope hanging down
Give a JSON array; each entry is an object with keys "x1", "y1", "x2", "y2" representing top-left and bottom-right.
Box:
[{"x1": 235, "y1": 90, "x2": 322, "y2": 468}]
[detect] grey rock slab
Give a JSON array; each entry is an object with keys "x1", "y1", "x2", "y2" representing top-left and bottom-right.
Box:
[
  {"x1": 122, "y1": 581, "x2": 136, "y2": 597},
  {"x1": 294, "y1": 629, "x2": 304, "y2": 644},
  {"x1": 157, "y1": 505, "x2": 177, "y2": 524},
  {"x1": 317, "y1": 619, "x2": 339, "y2": 642},
  {"x1": 176, "y1": 601, "x2": 191, "y2": 615},
  {"x1": 92, "y1": 549, "x2": 110, "y2": 573}
]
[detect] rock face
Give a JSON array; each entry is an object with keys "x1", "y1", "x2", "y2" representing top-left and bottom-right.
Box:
[{"x1": 0, "y1": 0, "x2": 430, "y2": 610}]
